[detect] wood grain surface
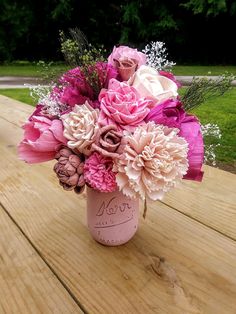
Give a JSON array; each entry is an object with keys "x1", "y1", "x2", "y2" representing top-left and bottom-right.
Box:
[
  {"x1": 1, "y1": 95, "x2": 236, "y2": 314},
  {"x1": 0, "y1": 204, "x2": 82, "y2": 313}
]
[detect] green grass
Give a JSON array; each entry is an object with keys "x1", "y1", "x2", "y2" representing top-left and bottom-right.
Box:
[
  {"x1": 0, "y1": 64, "x2": 69, "y2": 77},
  {"x1": 173, "y1": 65, "x2": 236, "y2": 76},
  {"x1": 1, "y1": 64, "x2": 236, "y2": 77},
  {"x1": 0, "y1": 87, "x2": 235, "y2": 164},
  {"x1": 192, "y1": 88, "x2": 236, "y2": 163},
  {"x1": 0, "y1": 88, "x2": 35, "y2": 106}
]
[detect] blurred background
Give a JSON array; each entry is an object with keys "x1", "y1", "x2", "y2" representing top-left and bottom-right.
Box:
[{"x1": 0, "y1": 0, "x2": 236, "y2": 64}]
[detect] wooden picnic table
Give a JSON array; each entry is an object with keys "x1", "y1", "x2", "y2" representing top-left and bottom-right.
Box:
[{"x1": 0, "y1": 94, "x2": 236, "y2": 314}]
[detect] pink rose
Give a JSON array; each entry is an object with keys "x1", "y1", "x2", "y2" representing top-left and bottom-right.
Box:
[
  {"x1": 98, "y1": 79, "x2": 152, "y2": 131},
  {"x1": 92, "y1": 125, "x2": 125, "y2": 158},
  {"x1": 18, "y1": 116, "x2": 67, "y2": 163},
  {"x1": 114, "y1": 58, "x2": 138, "y2": 81},
  {"x1": 108, "y1": 45, "x2": 146, "y2": 69}
]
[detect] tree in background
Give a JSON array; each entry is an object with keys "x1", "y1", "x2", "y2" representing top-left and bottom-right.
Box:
[
  {"x1": 0, "y1": 0, "x2": 235, "y2": 64},
  {"x1": 0, "y1": 0, "x2": 74, "y2": 61},
  {"x1": 119, "y1": 0, "x2": 236, "y2": 64}
]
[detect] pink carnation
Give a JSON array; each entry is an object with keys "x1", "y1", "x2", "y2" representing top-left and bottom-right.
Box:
[
  {"x1": 98, "y1": 79, "x2": 152, "y2": 131},
  {"x1": 145, "y1": 99, "x2": 204, "y2": 181},
  {"x1": 84, "y1": 152, "x2": 117, "y2": 192}
]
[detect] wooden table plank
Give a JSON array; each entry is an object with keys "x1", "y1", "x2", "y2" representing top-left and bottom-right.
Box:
[
  {"x1": 1, "y1": 100, "x2": 236, "y2": 313},
  {"x1": 1, "y1": 95, "x2": 236, "y2": 240},
  {"x1": 161, "y1": 166, "x2": 236, "y2": 240},
  {"x1": 0, "y1": 204, "x2": 83, "y2": 314}
]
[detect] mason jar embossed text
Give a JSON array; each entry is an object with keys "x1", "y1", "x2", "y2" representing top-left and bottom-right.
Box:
[{"x1": 86, "y1": 187, "x2": 139, "y2": 246}]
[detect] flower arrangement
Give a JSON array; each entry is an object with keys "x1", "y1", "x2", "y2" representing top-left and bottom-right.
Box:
[{"x1": 18, "y1": 39, "x2": 207, "y2": 203}]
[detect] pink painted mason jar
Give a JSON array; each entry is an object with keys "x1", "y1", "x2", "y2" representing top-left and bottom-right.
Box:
[{"x1": 86, "y1": 187, "x2": 139, "y2": 246}]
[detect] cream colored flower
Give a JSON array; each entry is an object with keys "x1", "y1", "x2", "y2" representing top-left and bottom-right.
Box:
[
  {"x1": 62, "y1": 102, "x2": 99, "y2": 155},
  {"x1": 128, "y1": 65, "x2": 178, "y2": 105},
  {"x1": 113, "y1": 121, "x2": 189, "y2": 201}
]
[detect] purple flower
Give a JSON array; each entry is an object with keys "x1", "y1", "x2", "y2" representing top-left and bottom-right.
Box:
[{"x1": 145, "y1": 99, "x2": 204, "y2": 181}]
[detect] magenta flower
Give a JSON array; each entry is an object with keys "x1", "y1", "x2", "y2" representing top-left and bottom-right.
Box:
[
  {"x1": 179, "y1": 116, "x2": 204, "y2": 182},
  {"x1": 18, "y1": 116, "x2": 67, "y2": 163},
  {"x1": 59, "y1": 63, "x2": 118, "y2": 109},
  {"x1": 84, "y1": 152, "x2": 117, "y2": 192},
  {"x1": 60, "y1": 67, "x2": 93, "y2": 107},
  {"x1": 145, "y1": 99, "x2": 185, "y2": 128},
  {"x1": 98, "y1": 79, "x2": 152, "y2": 131},
  {"x1": 94, "y1": 62, "x2": 118, "y2": 90},
  {"x1": 145, "y1": 99, "x2": 204, "y2": 181},
  {"x1": 29, "y1": 104, "x2": 44, "y2": 120},
  {"x1": 159, "y1": 70, "x2": 182, "y2": 88}
]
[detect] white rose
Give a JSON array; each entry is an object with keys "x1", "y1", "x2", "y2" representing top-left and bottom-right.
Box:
[
  {"x1": 128, "y1": 65, "x2": 178, "y2": 105},
  {"x1": 62, "y1": 101, "x2": 99, "y2": 156}
]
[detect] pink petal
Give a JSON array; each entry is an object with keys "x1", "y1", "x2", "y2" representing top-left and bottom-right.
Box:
[
  {"x1": 50, "y1": 120, "x2": 67, "y2": 144},
  {"x1": 27, "y1": 131, "x2": 59, "y2": 152},
  {"x1": 180, "y1": 116, "x2": 204, "y2": 181},
  {"x1": 23, "y1": 122, "x2": 40, "y2": 141},
  {"x1": 18, "y1": 142, "x2": 55, "y2": 163}
]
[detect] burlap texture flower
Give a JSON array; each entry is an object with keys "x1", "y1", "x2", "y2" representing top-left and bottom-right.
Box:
[{"x1": 54, "y1": 147, "x2": 85, "y2": 194}]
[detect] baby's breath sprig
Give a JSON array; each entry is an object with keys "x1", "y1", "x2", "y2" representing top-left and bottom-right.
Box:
[
  {"x1": 201, "y1": 123, "x2": 222, "y2": 166},
  {"x1": 143, "y1": 41, "x2": 176, "y2": 71}
]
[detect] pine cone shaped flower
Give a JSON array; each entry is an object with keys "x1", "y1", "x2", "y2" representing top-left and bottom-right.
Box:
[{"x1": 54, "y1": 147, "x2": 85, "y2": 194}]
